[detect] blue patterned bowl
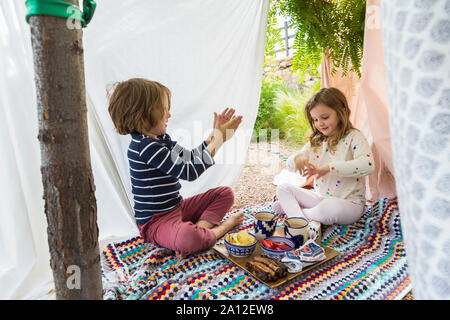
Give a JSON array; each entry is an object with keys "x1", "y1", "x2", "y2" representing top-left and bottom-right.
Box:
[
  {"x1": 260, "y1": 236, "x2": 295, "y2": 259},
  {"x1": 224, "y1": 231, "x2": 257, "y2": 257}
]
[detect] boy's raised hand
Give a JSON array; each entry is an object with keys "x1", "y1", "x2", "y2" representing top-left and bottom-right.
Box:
[
  {"x1": 213, "y1": 107, "x2": 235, "y2": 129},
  {"x1": 206, "y1": 108, "x2": 242, "y2": 157},
  {"x1": 213, "y1": 107, "x2": 242, "y2": 142}
]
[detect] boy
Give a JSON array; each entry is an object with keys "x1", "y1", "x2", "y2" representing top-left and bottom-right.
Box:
[{"x1": 108, "y1": 78, "x2": 244, "y2": 257}]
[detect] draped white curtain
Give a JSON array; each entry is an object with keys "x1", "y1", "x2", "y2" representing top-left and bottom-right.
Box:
[{"x1": 0, "y1": 0, "x2": 269, "y2": 299}]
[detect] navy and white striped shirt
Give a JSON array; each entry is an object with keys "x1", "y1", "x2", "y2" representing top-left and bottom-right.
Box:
[{"x1": 128, "y1": 132, "x2": 215, "y2": 225}]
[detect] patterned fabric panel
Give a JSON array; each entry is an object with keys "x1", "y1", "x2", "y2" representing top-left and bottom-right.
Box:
[{"x1": 380, "y1": 0, "x2": 450, "y2": 299}]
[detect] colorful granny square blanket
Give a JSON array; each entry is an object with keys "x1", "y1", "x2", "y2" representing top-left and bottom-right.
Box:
[{"x1": 101, "y1": 198, "x2": 411, "y2": 300}]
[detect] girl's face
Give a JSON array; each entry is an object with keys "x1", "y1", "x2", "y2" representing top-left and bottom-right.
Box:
[
  {"x1": 309, "y1": 103, "x2": 340, "y2": 137},
  {"x1": 148, "y1": 93, "x2": 171, "y2": 138}
]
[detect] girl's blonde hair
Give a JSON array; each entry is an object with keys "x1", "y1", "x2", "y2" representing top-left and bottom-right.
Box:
[
  {"x1": 107, "y1": 78, "x2": 171, "y2": 135},
  {"x1": 305, "y1": 87, "x2": 354, "y2": 153}
]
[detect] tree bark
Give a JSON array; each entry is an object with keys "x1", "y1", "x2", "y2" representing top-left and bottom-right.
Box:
[{"x1": 28, "y1": 0, "x2": 103, "y2": 299}]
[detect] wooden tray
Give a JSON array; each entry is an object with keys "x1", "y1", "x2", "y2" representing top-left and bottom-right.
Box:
[{"x1": 213, "y1": 242, "x2": 339, "y2": 288}]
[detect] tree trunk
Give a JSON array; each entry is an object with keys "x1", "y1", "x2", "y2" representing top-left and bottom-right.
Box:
[{"x1": 28, "y1": 0, "x2": 103, "y2": 299}]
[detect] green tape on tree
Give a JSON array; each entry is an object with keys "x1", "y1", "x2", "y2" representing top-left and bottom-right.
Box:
[
  {"x1": 81, "y1": 0, "x2": 95, "y2": 26},
  {"x1": 25, "y1": 0, "x2": 96, "y2": 28}
]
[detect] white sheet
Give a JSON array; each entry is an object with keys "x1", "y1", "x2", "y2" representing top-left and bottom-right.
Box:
[
  {"x1": 273, "y1": 169, "x2": 306, "y2": 187},
  {"x1": 0, "y1": 0, "x2": 269, "y2": 299}
]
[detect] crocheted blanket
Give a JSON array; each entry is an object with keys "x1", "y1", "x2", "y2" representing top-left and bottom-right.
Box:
[{"x1": 101, "y1": 198, "x2": 411, "y2": 300}]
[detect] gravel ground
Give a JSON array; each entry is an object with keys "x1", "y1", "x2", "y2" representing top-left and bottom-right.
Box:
[
  {"x1": 230, "y1": 140, "x2": 299, "y2": 210},
  {"x1": 231, "y1": 140, "x2": 414, "y2": 300}
]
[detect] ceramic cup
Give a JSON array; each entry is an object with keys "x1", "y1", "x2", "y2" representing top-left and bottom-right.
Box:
[
  {"x1": 284, "y1": 217, "x2": 309, "y2": 248},
  {"x1": 253, "y1": 211, "x2": 278, "y2": 240}
]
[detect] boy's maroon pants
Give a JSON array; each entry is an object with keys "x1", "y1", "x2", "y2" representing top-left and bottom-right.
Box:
[{"x1": 138, "y1": 186, "x2": 234, "y2": 255}]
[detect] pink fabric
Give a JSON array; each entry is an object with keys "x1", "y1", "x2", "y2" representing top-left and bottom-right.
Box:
[
  {"x1": 138, "y1": 186, "x2": 234, "y2": 255},
  {"x1": 320, "y1": 0, "x2": 397, "y2": 201},
  {"x1": 274, "y1": 183, "x2": 364, "y2": 225}
]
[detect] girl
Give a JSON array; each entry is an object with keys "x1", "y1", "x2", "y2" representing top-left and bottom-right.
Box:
[
  {"x1": 273, "y1": 87, "x2": 374, "y2": 232},
  {"x1": 108, "y1": 78, "x2": 244, "y2": 257}
]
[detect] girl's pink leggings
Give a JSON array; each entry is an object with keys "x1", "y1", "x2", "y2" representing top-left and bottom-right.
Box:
[
  {"x1": 274, "y1": 182, "x2": 364, "y2": 225},
  {"x1": 138, "y1": 186, "x2": 234, "y2": 256}
]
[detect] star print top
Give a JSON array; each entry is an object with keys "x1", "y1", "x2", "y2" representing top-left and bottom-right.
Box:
[{"x1": 286, "y1": 129, "x2": 374, "y2": 206}]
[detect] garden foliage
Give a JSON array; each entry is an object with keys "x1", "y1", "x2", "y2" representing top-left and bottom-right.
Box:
[
  {"x1": 268, "y1": 0, "x2": 366, "y2": 81},
  {"x1": 254, "y1": 77, "x2": 316, "y2": 145}
]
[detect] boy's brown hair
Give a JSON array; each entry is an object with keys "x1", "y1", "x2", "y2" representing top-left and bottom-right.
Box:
[
  {"x1": 305, "y1": 87, "x2": 355, "y2": 153},
  {"x1": 107, "y1": 78, "x2": 171, "y2": 135}
]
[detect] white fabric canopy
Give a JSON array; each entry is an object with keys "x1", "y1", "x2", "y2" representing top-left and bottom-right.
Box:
[{"x1": 0, "y1": 0, "x2": 269, "y2": 299}]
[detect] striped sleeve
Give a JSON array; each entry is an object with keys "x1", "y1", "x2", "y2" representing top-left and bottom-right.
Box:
[{"x1": 139, "y1": 138, "x2": 214, "y2": 181}]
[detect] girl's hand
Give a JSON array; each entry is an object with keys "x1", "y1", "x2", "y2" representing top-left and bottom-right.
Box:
[
  {"x1": 306, "y1": 163, "x2": 330, "y2": 180},
  {"x1": 294, "y1": 155, "x2": 309, "y2": 176}
]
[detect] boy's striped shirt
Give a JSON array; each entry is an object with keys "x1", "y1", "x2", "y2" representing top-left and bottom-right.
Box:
[{"x1": 128, "y1": 132, "x2": 215, "y2": 225}]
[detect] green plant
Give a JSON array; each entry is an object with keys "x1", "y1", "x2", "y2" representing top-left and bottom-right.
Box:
[
  {"x1": 271, "y1": 87, "x2": 313, "y2": 145},
  {"x1": 264, "y1": 2, "x2": 285, "y2": 64},
  {"x1": 312, "y1": 79, "x2": 321, "y2": 93},
  {"x1": 274, "y1": 0, "x2": 366, "y2": 81},
  {"x1": 253, "y1": 77, "x2": 289, "y2": 141}
]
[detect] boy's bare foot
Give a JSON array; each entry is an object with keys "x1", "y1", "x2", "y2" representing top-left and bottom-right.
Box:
[
  {"x1": 211, "y1": 212, "x2": 245, "y2": 240},
  {"x1": 223, "y1": 212, "x2": 245, "y2": 228},
  {"x1": 173, "y1": 213, "x2": 245, "y2": 258}
]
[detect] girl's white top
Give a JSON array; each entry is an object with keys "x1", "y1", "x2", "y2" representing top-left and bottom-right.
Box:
[{"x1": 286, "y1": 129, "x2": 374, "y2": 207}]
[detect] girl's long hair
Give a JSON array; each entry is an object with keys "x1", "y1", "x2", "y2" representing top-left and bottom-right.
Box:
[{"x1": 305, "y1": 87, "x2": 355, "y2": 153}]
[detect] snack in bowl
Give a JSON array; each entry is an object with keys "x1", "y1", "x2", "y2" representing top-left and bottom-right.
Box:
[
  {"x1": 224, "y1": 230, "x2": 257, "y2": 257},
  {"x1": 226, "y1": 230, "x2": 256, "y2": 246},
  {"x1": 260, "y1": 236, "x2": 295, "y2": 259},
  {"x1": 260, "y1": 238, "x2": 291, "y2": 251}
]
